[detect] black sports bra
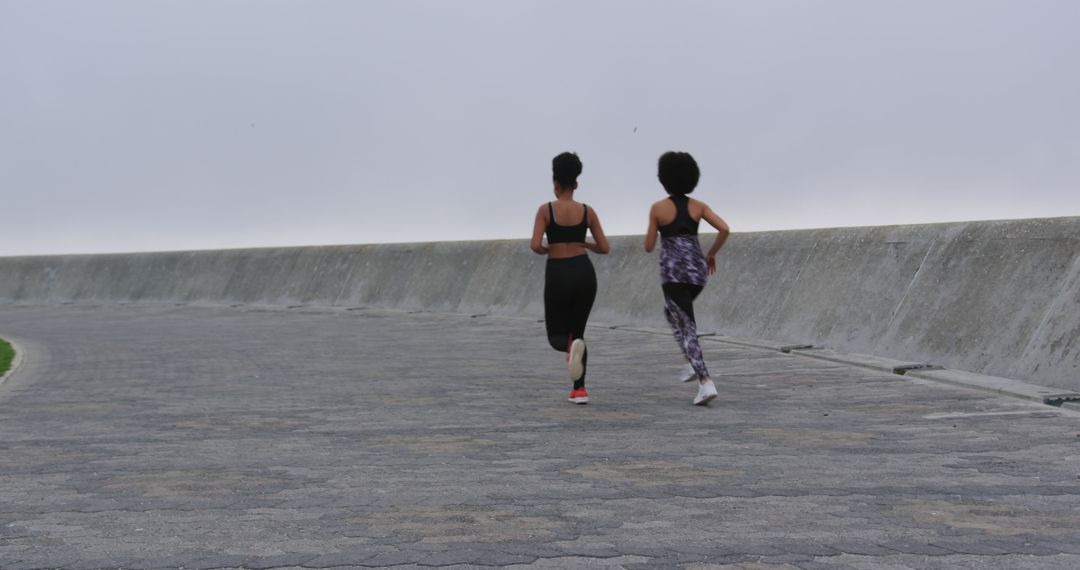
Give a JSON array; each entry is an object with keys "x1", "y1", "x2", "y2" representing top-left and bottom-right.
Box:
[
  {"x1": 546, "y1": 202, "x2": 589, "y2": 244},
  {"x1": 658, "y1": 195, "x2": 699, "y2": 237}
]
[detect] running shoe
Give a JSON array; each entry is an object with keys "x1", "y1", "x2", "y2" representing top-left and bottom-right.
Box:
[
  {"x1": 568, "y1": 338, "x2": 586, "y2": 381},
  {"x1": 680, "y1": 362, "x2": 698, "y2": 383},
  {"x1": 693, "y1": 380, "x2": 718, "y2": 406},
  {"x1": 568, "y1": 387, "x2": 590, "y2": 404}
]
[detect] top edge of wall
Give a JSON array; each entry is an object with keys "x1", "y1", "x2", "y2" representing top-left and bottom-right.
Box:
[{"x1": 3, "y1": 215, "x2": 1079, "y2": 260}]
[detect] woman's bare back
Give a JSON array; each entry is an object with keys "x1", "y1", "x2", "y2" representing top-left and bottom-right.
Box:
[
  {"x1": 531, "y1": 197, "x2": 609, "y2": 259},
  {"x1": 652, "y1": 196, "x2": 706, "y2": 226}
]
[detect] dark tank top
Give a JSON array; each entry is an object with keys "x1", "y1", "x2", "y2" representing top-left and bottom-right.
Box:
[
  {"x1": 546, "y1": 202, "x2": 589, "y2": 244},
  {"x1": 658, "y1": 195, "x2": 699, "y2": 237}
]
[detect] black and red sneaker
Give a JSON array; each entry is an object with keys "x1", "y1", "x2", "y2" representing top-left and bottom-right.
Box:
[{"x1": 568, "y1": 387, "x2": 589, "y2": 405}]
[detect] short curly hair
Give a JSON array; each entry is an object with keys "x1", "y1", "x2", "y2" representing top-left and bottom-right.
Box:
[
  {"x1": 552, "y1": 152, "x2": 582, "y2": 189},
  {"x1": 657, "y1": 151, "x2": 700, "y2": 195}
]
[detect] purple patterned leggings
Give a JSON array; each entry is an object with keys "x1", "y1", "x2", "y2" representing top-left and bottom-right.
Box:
[{"x1": 662, "y1": 282, "x2": 709, "y2": 379}]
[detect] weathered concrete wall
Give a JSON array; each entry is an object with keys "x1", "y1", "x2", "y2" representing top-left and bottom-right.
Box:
[{"x1": 1, "y1": 217, "x2": 1078, "y2": 391}]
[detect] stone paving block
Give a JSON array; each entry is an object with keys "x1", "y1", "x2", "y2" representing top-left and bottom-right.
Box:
[
  {"x1": 470, "y1": 551, "x2": 538, "y2": 566},
  {"x1": 188, "y1": 553, "x2": 254, "y2": 569},
  {"x1": 79, "y1": 556, "x2": 148, "y2": 570},
  {"x1": 509, "y1": 554, "x2": 650, "y2": 567},
  {"x1": 877, "y1": 539, "x2": 959, "y2": 556},
  {"x1": 141, "y1": 551, "x2": 212, "y2": 569},
  {"x1": 494, "y1": 543, "x2": 571, "y2": 559},
  {"x1": 759, "y1": 553, "x2": 818, "y2": 565},
  {"x1": 547, "y1": 541, "x2": 623, "y2": 558},
  {"x1": 625, "y1": 549, "x2": 707, "y2": 564},
  {"x1": 827, "y1": 540, "x2": 899, "y2": 556},
  {"x1": 772, "y1": 541, "x2": 841, "y2": 556},
  {"x1": 929, "y1": 539, "x2": 1011, "y2": 555},
  {"x1": 358, "y1": 549, "x2": 426, "y2": 567},
  {"x1": 1032, "y1": 539, "x2": 1080, "y2": 555},
  {"x1": 303, "y1": 549, "x2": 383, "y2": 568},
  {"x1": 244, "y1": 552, "x2": 321, "y2": 569},
  {"x1": 729, "y1": 542, "x2": 788, "y2": 556},
  {"x1": 622, "y1": 563, "x2": 682, "y2": 570},
  {"x1": 4, "y1": 560, "x2": 73, "y2": 570},
  {"x1": 985, "y1": 539, "x2": 1065, "y2": 556},
  {"x1": 415, "y1": 548, "x2": 487, "y2": 566}
]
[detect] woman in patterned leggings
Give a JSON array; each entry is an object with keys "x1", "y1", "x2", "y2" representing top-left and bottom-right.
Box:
[{"x1": 644, "y1": 152, "x2": 730, "y2": 405}]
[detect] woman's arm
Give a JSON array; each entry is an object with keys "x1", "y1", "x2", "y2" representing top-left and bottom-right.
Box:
[
  {"x1": 700, "y1": 203, "x2": 730, "y2": 274},
  {"x1": 644, "y1": 203, "x2": 659, "y2": 253},
  {"x1": 530, "y1": 205, "x2": 549, "y2": 255},
  {"x1": 585, "y1": 209, "x2": 610, "y2": 254}
]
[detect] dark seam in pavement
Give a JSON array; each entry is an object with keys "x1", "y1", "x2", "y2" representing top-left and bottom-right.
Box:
[{"x1": 600, "y1": 320, "x2": 1080, "y2": 412}]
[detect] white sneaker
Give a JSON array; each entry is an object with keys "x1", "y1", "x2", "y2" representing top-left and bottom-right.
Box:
[
  {"x1": 568, "y1": 339, "x2": 586, "y2": 381},
  {"x1": 680, "y1": 362, "x2": 698, "y2": 383},
  {"x1": 693, "y1": 379, "x2": 718, "y2": 406}
]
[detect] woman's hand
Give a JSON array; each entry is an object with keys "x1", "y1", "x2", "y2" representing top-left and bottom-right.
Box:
[{"x1": 707, "y1": 254, "x2": 717, "y2": 275}]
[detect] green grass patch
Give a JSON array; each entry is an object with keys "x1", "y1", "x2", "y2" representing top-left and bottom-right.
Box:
[{"x1": 0, "y1": 338, "x2": 13, "y2": 378}]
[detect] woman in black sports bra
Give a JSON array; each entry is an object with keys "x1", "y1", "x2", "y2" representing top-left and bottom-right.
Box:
[
  {"x1": 530, "y1": 152, "x2": 610, "y2": 404},
  {"x1": 645, "y1": 151, "x2": 730, "y2": 406}
]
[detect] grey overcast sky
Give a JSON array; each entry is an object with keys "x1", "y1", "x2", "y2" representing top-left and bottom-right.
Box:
[{"x1": 2, "y1": 0, "x2": 1079, "y2": 256}]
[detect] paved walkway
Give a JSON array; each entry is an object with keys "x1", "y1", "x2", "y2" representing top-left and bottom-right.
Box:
[{"x1": 1, "y1": 304, "x2": 1079, "y2": 570}]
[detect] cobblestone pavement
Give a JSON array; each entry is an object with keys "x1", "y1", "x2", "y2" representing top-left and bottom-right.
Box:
[{"x1": 1, "y1": 304, "x2": 1080, "y2": 570}]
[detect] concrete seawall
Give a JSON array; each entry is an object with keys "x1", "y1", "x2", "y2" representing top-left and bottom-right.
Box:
[{"x1": 2, "y1": 217, "x2": 1078, "y2": 391}]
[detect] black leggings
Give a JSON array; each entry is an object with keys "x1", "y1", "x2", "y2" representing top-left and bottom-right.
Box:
[{"x1": 544, "y1": 255, "x2": 597, "y2": 382}]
